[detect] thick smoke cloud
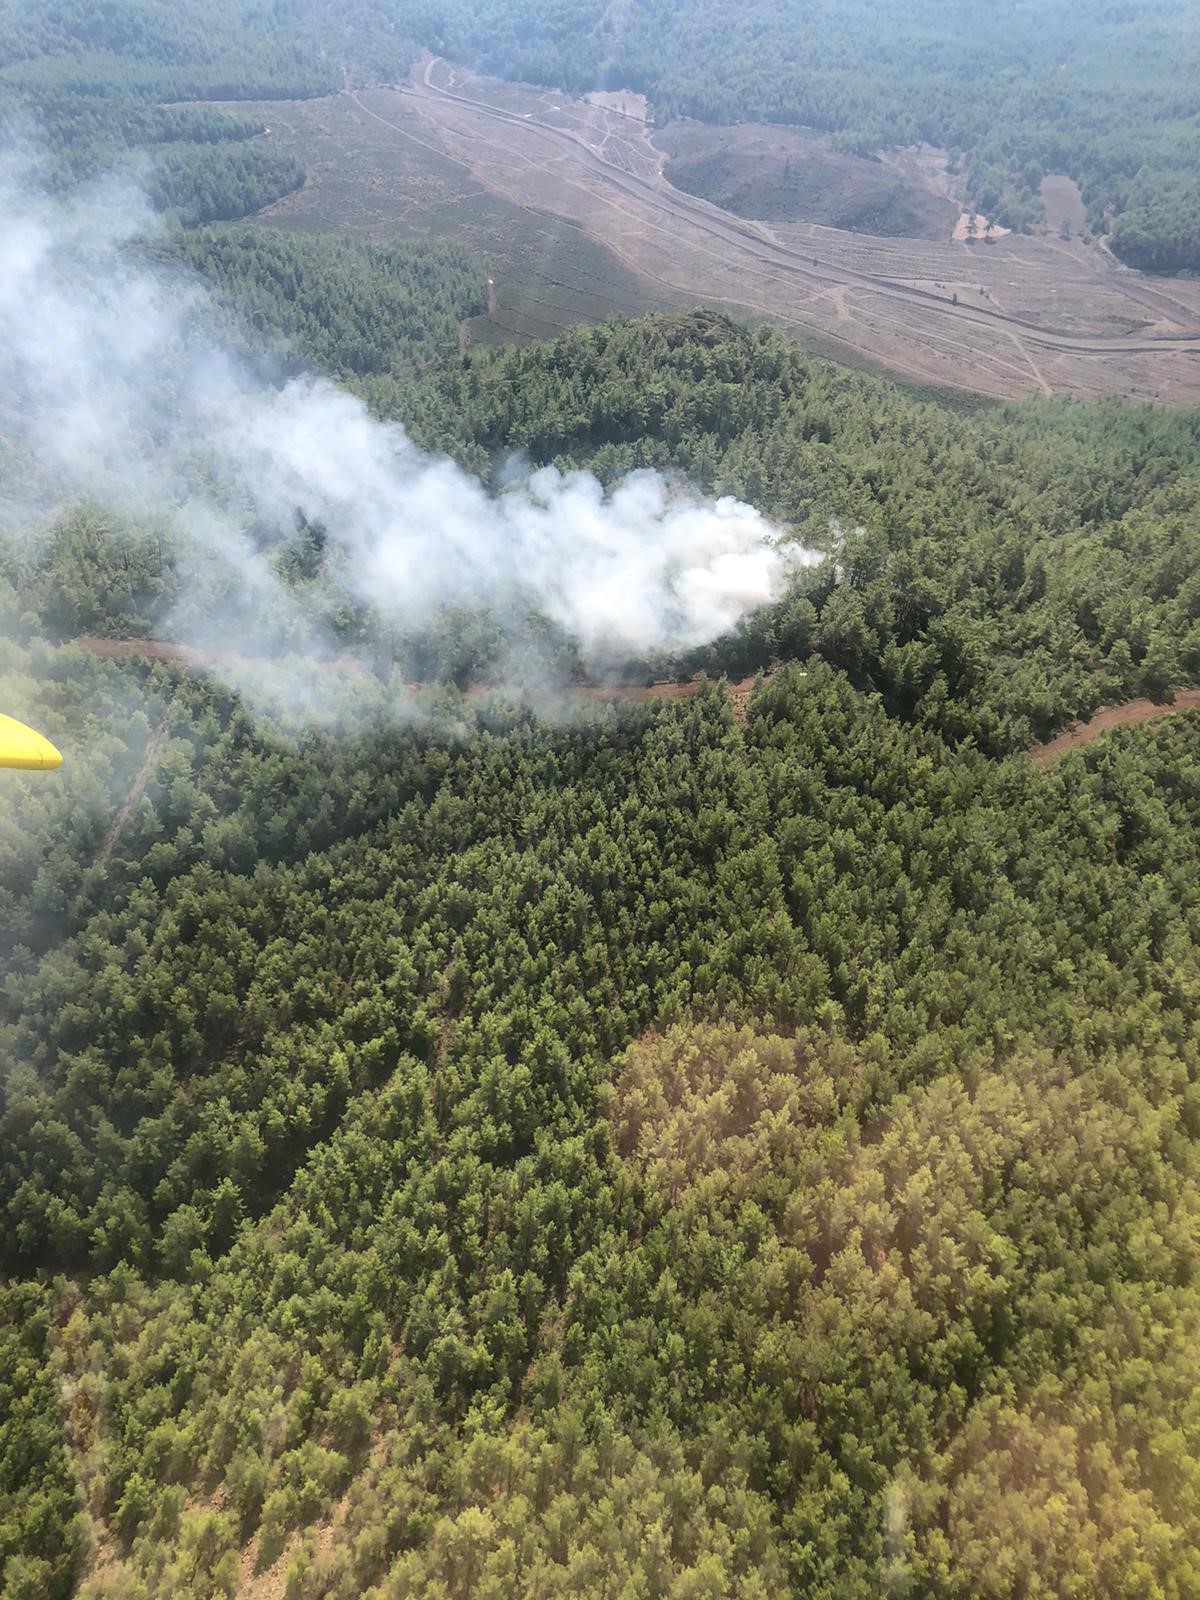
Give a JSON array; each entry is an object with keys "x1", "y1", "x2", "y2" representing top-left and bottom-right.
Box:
[{"x1": 0, "y1": 155, "x2": 811, "y2": 710}]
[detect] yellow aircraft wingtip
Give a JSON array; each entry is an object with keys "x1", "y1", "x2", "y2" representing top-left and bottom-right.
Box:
[{"x1": 0, "y1": 712, "x2": 62, "y2": 770}]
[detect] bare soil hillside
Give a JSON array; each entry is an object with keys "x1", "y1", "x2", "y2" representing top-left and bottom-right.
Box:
[
  {"x1": 221, "y1": 57, "x2": 1200, "y2": 402},
  {"x1": 1040, "y1": 175, "x2": 1087, "y2": 234},
  {"x1": 655, "y1": 121, "x2": 960, "y2": 239}
]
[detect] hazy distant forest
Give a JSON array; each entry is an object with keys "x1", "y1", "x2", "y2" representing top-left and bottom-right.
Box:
[
  {"x1": 6, "y1": 2, "x2": 1200, "y2": 1598},
  {"x1": 2, "y1": 0, "x2": 1200, "y2": 266}
]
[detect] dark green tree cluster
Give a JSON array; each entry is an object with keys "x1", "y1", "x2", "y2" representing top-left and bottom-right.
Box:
[
  {"x1": 167, "y1": 227, "x2": 488, "y2": 378},
  {"x1": 7, "y1": 650, "x2": 1200, "y2": 1595},
  {"x1": 2, "y1": 91, "x2": 307, "y2": 226},
  {"x1": 1106, "y1": 168, "x2": 1200, "y2": 273},
  {"x1": 0, "y1": 0, "x2": 416, "y2": 226},
  {"x1": 411, "y1": 313, "x2": 1200, "y2": 750},
  {"x1": 143, "y1": 144, "x2": 305, "y2": 228},
  {"x1": 0, "y1": 0, "x2": 332, "y2": 103},
  {"x1": 5, "y1": 253, "x2": 1200, "y2": 1591},
  {"x1": 0, "y1": 1284, "x2": 87, "y2": 1600}
]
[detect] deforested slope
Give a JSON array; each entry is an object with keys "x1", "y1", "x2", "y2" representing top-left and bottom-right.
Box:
[{"x1": 656, "y1": 121, "x2": 960, "y2": 237}]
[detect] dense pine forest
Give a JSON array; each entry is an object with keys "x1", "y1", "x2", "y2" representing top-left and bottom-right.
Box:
[
  {"x1": 5, "y1": 1, "x2": 1200, "y2": 1593},
  {"x1": 0, "y1": 0, "x2": 412, "y2": 225},
  {"x1": 6, "y1": 265, "x2": 1200, "y2": 1594},
  {"x1": 167, "y1": 227, "x2": 489, "y2": 376}
]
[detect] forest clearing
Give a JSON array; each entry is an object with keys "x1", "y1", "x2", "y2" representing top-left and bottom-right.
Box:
[
  {"x1": 228, "y1": 56, "x2": 1200, "y2": 401},
  {"x1": 653, "y1": 120, "x2": 960, "y2": 238},
  {"x1": 1040, "y1": 174, "x2": 1089, "y2": 235}
]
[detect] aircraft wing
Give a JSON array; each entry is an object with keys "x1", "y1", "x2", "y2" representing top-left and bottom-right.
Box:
[{"x1": 0, "y1": 713, "x2": 62, "y2": 770}]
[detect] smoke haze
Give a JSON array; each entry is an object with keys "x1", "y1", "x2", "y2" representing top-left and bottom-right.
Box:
[{"x1": 0, "y1": 156, "x2": 811, "y2": 714}]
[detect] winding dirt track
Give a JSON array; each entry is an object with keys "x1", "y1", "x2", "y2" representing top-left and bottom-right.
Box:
[
  {"x1": 1029, "y1": 691, "x2": 1200, "y2": 765},
  {"x1": 75, "y1": 639, "x2": 1200, "y2": 761},
  {"x1": 93, "y1": 693, "x2": 177, "y2": 868},
  {"x1": 405, "y1": 59, "x2": 1200, "y2": 365},
  {"x1": 239, "y1": 56, "x2": 1177, "y2": 398},
  {"x1": 228, "y1": 57, "x2": 1200, "y2": 398},
  {"x1": 71, "y1": 636, "x2": 751, "y2": 713}
]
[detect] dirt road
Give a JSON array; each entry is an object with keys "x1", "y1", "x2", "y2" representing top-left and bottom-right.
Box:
[
  {"x1": 77, "y1": 639, "x2": 1200, "y2": 762},
  {"x1": 75, "y1": 635, "x2": 366, "y2": 676},
  {"x1": 303, "y1": 58, "x2": 1193, "y2": 401},
  {"x1": 1029, "y1": 691, "x2": 1200, "y2": 765},
  {"x1": 92, "y1": 693, "x2": 176, "y2": 869},
  {"x1": 228, "y1": 63, "x2": 1200, "y2": 397},
  {"x1": 72, "y1": 636, "x2": 750, "y2": 711},
  {"x1": 404, "y1": 59, "x2": 1200, "y2": 365}
]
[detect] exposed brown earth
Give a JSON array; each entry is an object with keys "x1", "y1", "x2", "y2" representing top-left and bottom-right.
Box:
[
  {"x1": 243, "y1": 87, "x2": 677, "y2": 349},
  {"x1": 585, "y1": 89, "x2": 649, "y2": 122},
  {"x1": 654, "y1": 120, "x2": 959, "y2": 238},
  {"x1": 71, "y1": 636, "x2": 755, "y2": 712},
  {"x1": 876, "y1": 143, "x2": 961, "y2": 205},
  {"x1": 79, "y1": 642, "x2": 1200, "y2": 758},
  {"x1": 1029, "y1": 690, "x2": 1200, "y2": 765},
  {"x1": 1041, "y1": 175, "x2": 1088, "y2": 235},
  {"x1": 74, "y1": 634, "x2": 366, "y2": 676},
  {"x1": 950, "y1": 211, "x2": 1009, "y2": 242},
  {"x1": 229, "y1": 57, "x2": 1200, "y2": 402}
]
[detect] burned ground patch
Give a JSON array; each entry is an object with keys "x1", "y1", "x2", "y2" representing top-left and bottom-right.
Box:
[{"x1": 655, "y1": 120, "x2": 959, "y2": 239}]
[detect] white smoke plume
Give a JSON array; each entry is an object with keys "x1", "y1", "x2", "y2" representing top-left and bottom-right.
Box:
[{"x1": 0, "y1": 154, "x2": 811, "y2": 714}]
